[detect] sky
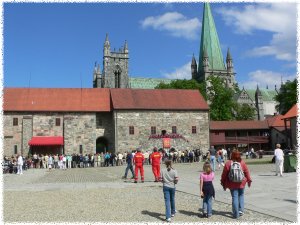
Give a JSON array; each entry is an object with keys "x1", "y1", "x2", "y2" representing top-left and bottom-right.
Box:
[{"x1": 4, "y1": 1, "x2": 298, "y2": 90}]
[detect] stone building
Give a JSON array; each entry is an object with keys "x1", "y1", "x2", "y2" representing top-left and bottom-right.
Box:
[{"x1": 3, "y1": 88, "x2": 209, "y2": 156}]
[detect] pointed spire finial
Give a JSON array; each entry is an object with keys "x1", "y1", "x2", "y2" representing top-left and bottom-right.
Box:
[
  {"x1": 105, "y1": 33, "x2": 109, "y2": 42},
  {"x1": 226, "y1": 47, "x2": 232, "y2": 60}
]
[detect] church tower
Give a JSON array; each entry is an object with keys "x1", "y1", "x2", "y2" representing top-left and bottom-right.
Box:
[
  {"x1": 94, "y1": 34, "x2": 129, "y2": 88},
  {"x1": 255, "y1": 85, "x2": 264, "y2": 120},
  {"x1": 194, "y1": 3, "x2": 236, "y2": 88},
  {"x1": 191, "y1": 54, "x2": 198, "y2": 80}
]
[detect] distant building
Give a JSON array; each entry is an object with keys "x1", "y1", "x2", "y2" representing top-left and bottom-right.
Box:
[{"x1": 282, "y1": 104, "x2": 298, "y2": 149}]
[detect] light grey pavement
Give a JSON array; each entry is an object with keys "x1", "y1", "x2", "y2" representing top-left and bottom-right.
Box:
[{"x1": 3, "y1": 159, "x2": 298, "y2": 223}]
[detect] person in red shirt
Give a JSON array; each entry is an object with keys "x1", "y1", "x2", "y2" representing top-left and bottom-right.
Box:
[
  {"x1": 133, "y1": 148, "x2": 145, "y2": 183},
  {"x1": 220, "y1": 149, "x2": 252, "y2": 219},
  {"x1": 150, "y1": 147, "x2": 162, "y2": 182}
]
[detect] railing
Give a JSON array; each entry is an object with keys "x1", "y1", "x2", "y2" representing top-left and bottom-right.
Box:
[{"x1": 225, "y1": 136, "x2": 269, "y2": 142}]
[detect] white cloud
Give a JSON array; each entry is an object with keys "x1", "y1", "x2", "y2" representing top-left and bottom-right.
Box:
[
  {"x1": 239, "y1": 70, "x2": 296, "y2": 89},
  {"x1": 163, "y1": 62, "x2": 191, "y2": 79},
  {"x1": 140, "y1": 12, "x2": 201, "y2": 40},
  {"x1": 216, "y1": 3, "x2": 296, "y2": 61}
]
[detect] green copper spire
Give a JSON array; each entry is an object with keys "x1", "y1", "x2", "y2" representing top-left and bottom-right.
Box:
[{"x1": 198, "y1": 3, "x2": 226, "y2": 72}]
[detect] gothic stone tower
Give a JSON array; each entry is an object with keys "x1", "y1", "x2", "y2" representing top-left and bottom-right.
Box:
[
  {"x1": 255, "y1": 85, "x2": 265, "y2": 120},
  {"x1": 93, "y1": 34, "x2": 129, "y2": 88},
  {"x1": 192, "y1": 3, "x2": 236, "y2": 88}
]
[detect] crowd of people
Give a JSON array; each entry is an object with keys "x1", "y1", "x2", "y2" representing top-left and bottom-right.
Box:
[{"x1": 3, "y1": 143, "x2": 288, "y2": 222}]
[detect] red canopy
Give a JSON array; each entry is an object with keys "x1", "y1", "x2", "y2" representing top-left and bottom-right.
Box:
[{"x1": 28, "y1": 136, "x2": 64, "y2": 146}]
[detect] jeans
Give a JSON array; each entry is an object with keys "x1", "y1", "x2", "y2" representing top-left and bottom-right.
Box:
[
  {"x1": 124, "y1": 163, "x2": 134, "y2": 178},
  {"x1": 202, "y1": 195, "x2": 213, "y2": 216},
  {"x1": 210, "y1": 155, "x2": 216, "y2": 171},
  {"x1": 230, "y1": 188, "x2": 244, "y2": 218},
  {"x1": 163, "y1": 186, "x2": 176, "y2": 219}
]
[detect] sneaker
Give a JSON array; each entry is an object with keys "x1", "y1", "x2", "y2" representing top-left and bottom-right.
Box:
[
  {"x1": 122, "y1": 176, "x2": 126, "y2": 179},
  {"x1": 134, "y1": 181, "x2": 137, "y2": 183},
  {"x1": 201, "y1": 213, "x2": 207, "y2": 218},
  {"x1": 171, "y1": 214, "x2": 175, "y2": 217},
  {"x1": 166, "y1": 218, "x2": 171, "y2": 222},
  {"x1": 239, "y1": 211, "x2": 244, "y2": 216}
]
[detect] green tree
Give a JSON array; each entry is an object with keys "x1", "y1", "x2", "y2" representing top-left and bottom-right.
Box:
[
  {"x1": 275, "y1": 79, "x2": 297, "y2": 114},
  {"x1": 155, "y1": 79, "x2": 207, "y2": 99},
  {"x1": 206, "y1": 76, "x2": 236, "y2": 121},
  {"x1": 234, "y1": 103, "x2": 256, "y2": 120}
]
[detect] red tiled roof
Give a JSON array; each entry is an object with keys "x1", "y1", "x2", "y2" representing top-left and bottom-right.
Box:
[
  {"x1": 210, "y1": 120, "x2": 269, "y2": 130},
  {"x1": 28, "y1": 136, "x2": 64, "y2": 146},
  {"x1": 110, "y1": 89, "x2": 209, "y2": 110},
  {"x1": 3, "y1": 88, "x2": 111, "y2": 112},
  {"x1": 272, "y1": 115, "x2": 289, "y2": 127},
  {"x1": 282, "y1": 104, "x2": 298, "y2": 119}
]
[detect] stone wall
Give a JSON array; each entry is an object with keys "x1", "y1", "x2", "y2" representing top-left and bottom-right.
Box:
[
  {"x1": 3, "y1": 113, "x2": 23, "y2": 156},
  {"x1": 114, "y1": 110, "x2": 209, "y2": 153},
  {"x1": 22, "y1": 116, "x2": 33, "y2": 156},
  {"x1": 94, "y1": 112, "x2": 115, "y2": 151}
]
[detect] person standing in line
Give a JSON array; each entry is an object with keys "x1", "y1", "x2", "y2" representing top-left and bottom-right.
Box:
[
  {"x1": 48, "y1": 154, "x2": 53, "y2": 171},
  {"x1": 122, "y1": 151, "x2": 134, "y2": 179},
  {"x1": 44, "y1": 154, "x2": 49, "y2": 169},
  {"x1": 208, "y1": 146, "x2": 216, "y2": 172},
  {"x1": 17, "y1": 154, "x2": 23, "y2": 175},
  {"x1": 160, "y1": 160, "x2": 178, "y2": 222},
  {"x1": 274, "y1": 144, "x2": 284, "y2": 177},
  {"x1": 150, "y1": 147, "x2": 162, "y2": 182},
  {"x1": 54, "y1": 154, "x2": 59, "y2": 169},
  {"x1": 221, "y1": 150, "x2": 252, "y2": 219},
  {"x1": 200, "y1": 161, "x2": 215, "y2": 218},
  {"x1": 133, "y1": 149, "x2": 145, "y2": 183},
  {"x1": 62, "y1": 154, "x2": 67, "y2": 170}
]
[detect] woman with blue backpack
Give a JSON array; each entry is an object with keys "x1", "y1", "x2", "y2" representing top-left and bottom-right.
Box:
[{"x1": 220, "y1": 149, "x2": 252, "y2": 219}]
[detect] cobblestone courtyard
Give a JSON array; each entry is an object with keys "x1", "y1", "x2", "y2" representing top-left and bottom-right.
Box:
[{"x1": 3, "y1": 162, "x2": 296, "y2": 223}]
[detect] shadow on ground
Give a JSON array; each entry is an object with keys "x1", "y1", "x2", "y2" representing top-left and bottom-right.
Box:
[{"x1": 141, "y1": 210, "x2": 165, "y2": 221}]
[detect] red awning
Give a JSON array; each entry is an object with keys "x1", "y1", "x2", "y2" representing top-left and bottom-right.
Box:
[{"x1": 28, "y1": 136, "x2": 64, "y2": 146}]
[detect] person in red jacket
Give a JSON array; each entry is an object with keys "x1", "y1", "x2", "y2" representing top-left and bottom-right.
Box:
[
  {"x1": 220, "y1": 149, "x2": 252, "y2": 219},
  {"x1": 150, "y1": 147, "x2": 162, "y2": 182},
  {"x1": 133, "y1": 148, "x2": 145, "y2": 183}
]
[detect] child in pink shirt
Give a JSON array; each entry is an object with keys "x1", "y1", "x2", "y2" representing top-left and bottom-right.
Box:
[{"x1": 200, "y1": 161, "x2": 215, "y2": 218}]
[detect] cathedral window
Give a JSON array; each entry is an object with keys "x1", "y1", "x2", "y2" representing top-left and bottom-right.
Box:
[
  {"x1": 192, "y1": 126, "x2": 197, "y2": 134},
  {"x1": 172, "y1": 126, "x2": 177, "y2": 134},
  {"x1": 151, "y1": 126, "x2": 156, "y2": 135},
  {"x1": 129, "y1": 126, "x2": 134, "y2": 135},
  {"x1": 14, "y1": 145, "x2": 17, "y2": 154},
  {"x1": 13, "y1": 118, "x2": 18, "y2": 126},
  {"x1": 79, "y1": 145, "x2": 83, "y2": 154}
]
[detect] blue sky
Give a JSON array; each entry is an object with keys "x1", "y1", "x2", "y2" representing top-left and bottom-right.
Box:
[{"x1": 4, "y1": 2, "x2": 297, "y2": 89}]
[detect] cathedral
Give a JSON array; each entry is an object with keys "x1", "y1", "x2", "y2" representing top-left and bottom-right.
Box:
[{"x1": 93, "y1": 3, "x2": 278, "y2": 120}]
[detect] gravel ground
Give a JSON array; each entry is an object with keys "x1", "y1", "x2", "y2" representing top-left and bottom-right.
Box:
[{"x1": 3, "y1": 163, "x2": 290, "y2": 223}]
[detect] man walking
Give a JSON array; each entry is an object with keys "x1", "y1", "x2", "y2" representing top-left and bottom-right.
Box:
[
  {"x1": 17, "y1": 154, "x2": 23, "y2": 175},
  {"x1": 122, "y1": 151, "x2": 134, "y2": 179},
  {"x1": 274, "y1": 144, "x2": 284, "y2": 177},
  {"x1": 133, "y1": 148, "x2": 145, "y2": 183},
  {"x1": 150, "y1": 147, "x2": 162, "y2": 182}
]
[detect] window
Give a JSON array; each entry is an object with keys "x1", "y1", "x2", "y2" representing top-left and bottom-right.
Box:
[
  {"x1": 96, "y1": 114, "x2": 102, "y2": 128},
  {"x1": 14, "y1": 145, "x2": 17, "y2": 154},
  {"x1": 79, "y1": 145, "x2": 83, "y2": 154},
  {"x1": 13, "y1": 118, "x2": 18, "y2": 126},
  {"x1": 192, "y1": 126, "x2": 197, "y2": 134},
  {"x1": 129, "y1": 126, "x2": 134, "y2": 135},
  {"x1": 151, "y1": 126, "x2": 156, "y2": 135},
  {"x1": 172, "y1": 126, "x2": 177, "y2": 134},
  {"x1": 55, "y1": 118, "x2": 61, "y2": 126},
  {"x1": 215, "y1": 132, "x2": 219, "y2": 135}
]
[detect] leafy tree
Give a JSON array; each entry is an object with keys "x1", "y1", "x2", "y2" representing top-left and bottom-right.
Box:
[
  {"x1": 275, "y1": 79, "x2": 297, "y2": 114},
  {"x1": 206, "y1": 76, "x2": 236, "y2": 121},
  {"x1": 234, "y1": 103, "x2": 256, "y2": 120},
  {"x1": 155, "y1": 79, "x2": 207, "y2": 99}
]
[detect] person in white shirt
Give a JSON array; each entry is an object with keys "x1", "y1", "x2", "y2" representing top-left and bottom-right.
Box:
[
  {"x1": 17, "y1": 154, "x2": 24, "y2": 175},
  {"x1": 274, "y1": 144, "x2": 284, "y2": 177}
]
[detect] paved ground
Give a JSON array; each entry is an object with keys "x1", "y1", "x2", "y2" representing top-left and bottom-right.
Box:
[{"x1": 3, "y1": 160, "x2": 298, "y2": 223}]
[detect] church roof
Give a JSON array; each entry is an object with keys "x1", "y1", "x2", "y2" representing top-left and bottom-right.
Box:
[
  {"x1": 244, "y1": 88, "x2": 277, "y2": 102},
  {"x1": 198, "y1": 3, "x2": 226, "y2": 72},
  {"x1": 130, "y1": 77, "x2": 172, "y2": 89},
  {"x1": 3, "y1": 88, "x2": 112, "y2": 112},
  {"x1": 210, "y1": 120, "x2": 269, "y2": 130},
  {"x1": 110, "y1": 89, "x2": 209, "y2": 110}
]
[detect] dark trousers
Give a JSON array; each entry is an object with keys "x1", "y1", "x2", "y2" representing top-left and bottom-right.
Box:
[{"x1": 124, "y1": 163, "x2": 134, "y2": 178}]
